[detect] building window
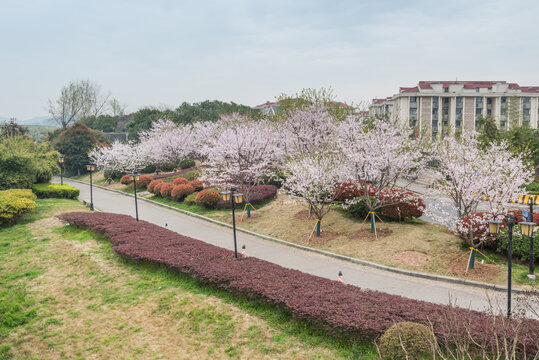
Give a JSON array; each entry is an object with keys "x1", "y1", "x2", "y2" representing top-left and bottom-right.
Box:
[
  {"x1": 456, "y1": 97, "x2": 462, "y2": 106},
  {"x1": 501, "y1": 97, "x2": 507, "y2": 104},
  {"x1": 456, "y1": 108, "x2": 462, "y2": 115},
  {"x1": 476, "y1": 88, "x2": 480, "y2": 92},
  {"x1": 455, "y1": 120, "x2": 461, "y2": 128},
  {"x1": 501, "y1": 108, "x2": 506, "y2": 115},
  {"x1": 487, "y1": 98, "x2": 492, "y2": 104},
  {"x1": 410, "y1": 97, "x2": 417, "y2": 103},
  {"x1": 443, "y1": 98, "x2": 449, "y2": 104},
  {"x1": 444, "y1": 87, "x2": 449, "y2": 93},
  {"x1": 523, "y1": 108, "x2": 530, "y2": 115},
  {"x1": 523, "y1": 97, "x2": 531, "y2": 103},
  {"x1": 410, "y1": 108, "x2": 417, "y2": 115},
  {"x1": 476, "y1": 97, "x2": 483, "y2": 103},
  {"x1": 487, "y1": 109, "x2": 492, "y2": 115},
  {"x1": 432, "y1": 97, "x2": 438, "y2": 105},
  {"x1": 475, "y1": 108, "x2": 482, "y2": 115}
]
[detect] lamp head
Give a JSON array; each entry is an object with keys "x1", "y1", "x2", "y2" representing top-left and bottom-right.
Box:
[
  {"x1": 487, "y1": 220, "x2": 502, "y2": 235},
  {"x1": 519, "y1": 222, "x2": 536, "y2": 237}
]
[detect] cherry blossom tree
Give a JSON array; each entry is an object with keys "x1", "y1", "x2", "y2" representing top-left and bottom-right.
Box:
[
  {"x1": 284, "y1": 152, "x2": 344, "y2": 236},
  {"x1": 276, "y1": 103, "x2": 338, "y2": 158},
  {"x1": 430, "y1": 132, "x2": 532, "y2": 248},
  {"x1": 201, "y1": 113, "x2": 280, "y2": 216},
  {"x1": 89, "y1": 140, "x2": 149, "y2": 175},
  {"x1": 336, "y1": 116, "x2": 426, "y2": 232}
]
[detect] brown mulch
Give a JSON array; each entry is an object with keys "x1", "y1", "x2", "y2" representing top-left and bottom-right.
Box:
[
  {"x1": 347, "y1": 228, "x2": 393, "y2": 241},
  {"x1": 449, "y1": 254, "x2": 501, "y2": 281},
  {"x1": 294, "y1": 210, "x2": 315, "y2": 220},
  {"x1": 393, "y1": 251, "x2": 431, "y2": 267},
  {"x1": 300, "y1": 231, "x2": 338, "y2": 245}
]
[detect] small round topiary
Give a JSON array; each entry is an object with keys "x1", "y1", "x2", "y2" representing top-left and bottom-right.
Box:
[
  {"x1": 120, "y1": 174, "x2": 131, "y2": 185},
  {"x1": 173, "y1": 177, "x2": 189, "y2": 185},
  {"x1": 184, "y1": 192, "x2": 198, "y2": 205},
  {"x1": 147, "y1": 179, "x2": 163, "y2": 193},
  {"x1": 189, "y1": 179, "x2": 204, "y2": 192},
  {"x1": 179, "y1": 158, "x2": 196, "y2": 169},
  {"x1": 137, "y1": 175, "x2": 152, "y2": 189},
  {"x1": 160, "y1": 183, "x2": 175, "y2": 198},
  {"x1": 153, "y1": 182, "x2": 165, "y2": 196},
  {"x1": 195, "y1": 189, "x2": 221, "y2": 208},
  {"x1": 171, "y1": 184, "x2": 195, "y2": 201},
  {"x1": 379, "y1": 322, "x2": 435, "y2": 360}
]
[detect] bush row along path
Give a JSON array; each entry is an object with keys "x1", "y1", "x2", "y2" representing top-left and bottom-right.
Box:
[{"x1": 56, "y1": 177, "x2": 513, "y2": 315}]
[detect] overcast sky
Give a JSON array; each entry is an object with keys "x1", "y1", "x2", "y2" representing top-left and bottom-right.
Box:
[{"x1": 2, "y1": 0, "x2": 539, "y2": 119}]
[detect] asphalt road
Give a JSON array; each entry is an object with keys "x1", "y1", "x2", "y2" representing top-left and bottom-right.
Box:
[{"x1": 55, "y1": 177, "x2": 533, "y2": 316}]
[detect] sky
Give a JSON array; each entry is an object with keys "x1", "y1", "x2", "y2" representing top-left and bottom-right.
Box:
[{"x1": 2, "y1": 0, "x2": 539, "y2": 120}]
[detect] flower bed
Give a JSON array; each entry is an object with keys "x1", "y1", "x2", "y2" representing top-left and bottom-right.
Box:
[
  {"x1": 216, "y1": 185, "x2": 278, "y2": 208},
  {"x1": 57, "y1": 211, "x2": 539, "y2": 353}
]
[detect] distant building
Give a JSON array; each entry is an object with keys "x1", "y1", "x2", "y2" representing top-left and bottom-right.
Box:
[
  {"x1": 370, "y1": 81, "x2": 539, "y2": 136},
  {"x1": 103, "y1": 132, "x2": 128, "y2": 143}
]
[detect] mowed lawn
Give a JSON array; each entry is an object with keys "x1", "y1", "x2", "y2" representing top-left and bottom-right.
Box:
[{"x1": 0, "y1": 199, "x2": 378, "y2": 359}]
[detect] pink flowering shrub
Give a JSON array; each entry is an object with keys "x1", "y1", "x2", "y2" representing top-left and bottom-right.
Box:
[{"x1": 58, "y1": 211, "x2": 539, "y2": 354}]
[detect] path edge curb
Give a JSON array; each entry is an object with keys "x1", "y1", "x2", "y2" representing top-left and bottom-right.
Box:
[{"x1": 66, "y1": 178, "x2": 538, "y2": 295}]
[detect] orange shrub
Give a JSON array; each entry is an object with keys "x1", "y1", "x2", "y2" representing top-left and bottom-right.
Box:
[
  {"x1": 173, "y1": 177, "x2": 189, "y2": 185},
  {"x1": 189, "y1": 179, "x2": 204, "y2": 191},
  {"x1": 195, "y1": 189, "x2": 221, "y2": 208},
  {"x1": 160, "y1": 183, "x2": 175, "y2": 198},
  {"x1": 147, "y1": 179, "x2": 163, "y2": 193},
  {"x1": 137, "y1": 175, "x2": 152, "y2": 189},
  {"x1": 171, "y1": 184, "x2": 195, "y2": 201}
]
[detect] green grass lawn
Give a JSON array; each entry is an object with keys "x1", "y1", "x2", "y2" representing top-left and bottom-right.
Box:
[{"x1": 0, "y1": 199, "x2": 379, "y2": 359}]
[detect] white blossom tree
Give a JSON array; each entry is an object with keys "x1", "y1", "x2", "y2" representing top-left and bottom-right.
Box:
[
  {"x1": 336, "y1": 116, "x2": 426, "y2": 231},
  {"x1": 89, "y1": 140, "x2": 149, "y2": 175},
  {"x1": 284, "y1": 152, "x2": 344, "y2": 236},
  {"x1": 201, "y1": 113, "x2": 280, "y2": 215},
  {"x1": 431, "y1": 132, "x2": 532, "y2": 248}
]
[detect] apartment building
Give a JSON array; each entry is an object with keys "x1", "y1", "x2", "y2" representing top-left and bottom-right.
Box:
[{"x1": 370, "y1": 81, "x2": 539, "y2": 135}]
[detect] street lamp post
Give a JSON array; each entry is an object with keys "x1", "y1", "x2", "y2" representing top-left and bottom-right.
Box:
[
  {"x1": 488, "y1": 214, "x2": 536, "y2": 318},
  {"x1": 527, "y1": 196, "x2": 536, "y2": 279},
  {"x1": 58, "y1": 155, "x2": 64, "y2": 185},
  {"x1": 221, "y1": 188, "x2": 243, "y2": 259},
  {"x1": 130, "y1": 171, "x2": 140, "y2": 221},
  {"x1": 86, "y1": 164, "x2": 95, "y2": 211}
]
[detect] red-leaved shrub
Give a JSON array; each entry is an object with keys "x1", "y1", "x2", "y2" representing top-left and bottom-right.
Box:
[
  {"x1": 379, "y1": 189, "x2": 425, "y2": 221},
  {"x1": 120, "y1": 174, "x2": 131, "y2": 185},
  {"x1": 458, "y1": 212, "x2": 503, "y2": 248},
  {"x1": 137, "y1": 175, "x2": 152, "y2": 189},
  {"x1": 57, "y1": 211, "x2": 539, "y2": 354},
  {"x1": 189, "y1": 179, "x2": 204, "y2": 192},
  {"x1": 171, "y1": 184, "x2": 194, "y2": 201},
  {"x1": 153, "y1": 182, "x2": 165, "y2": 196},
  {"x1": 334, "y1": 181, "x2": 376, "y2": 201},
  {"x1": 195, "y1": 189, "x2": 221, "y2": 208},
  {"x1": 160, "y1": 182, "x2": 175, "y2": 198},
  {"x1": 173, "y1": 177, "x2": 189, "y2": 185},
  {"x1": 147, "y1": 180, "x2": 163, "y2": 193}
]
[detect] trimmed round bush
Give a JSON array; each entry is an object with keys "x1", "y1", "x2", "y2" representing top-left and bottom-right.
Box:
[
  {"x1": 379, "y1": 189, "x2": 425, "y2": 221},
  {"x1": 379, "y1": 322, "x2": 435, "y2": 360},
  {"x1": 179, "y1": 158, "x2": 196, "y2": 169},
  {"x1": 184, "y1": 192, "x2": 198, "y2": 205},
  {"x1": 32, "y1": 183, "x2": 79, "y2": 199},
  {"x1": 347, "y1": 197, "x2": 374, "y2": 219},
  {"x1": 147, "y1": 179, "x2": 163, "y2": 193},
  {"x1": 334, "y1": 181, "x2": 376, "y2": 201},
  {"x1": 0, "y1": 189, "x2": 37, "y2": 225},
  {"x1": 171, "y1": 184, "x2": 195, "y2": 201},
  {"x1": 189, "y1": 179, "x2": 204, "y2": 192},
  {"x1": 173, "y1": 177, "x2": 189, "y2": 185},
  {"x1": 137, "y1": 175, "x2": 152, "y2": 189},
  {"x1": 195, "y1": 189, "x2": 221, "y2": 208},
  {"x1": 153, "y1": 182, "x2": 165, "y2": 196},
  {"x1": 160, "y1": 183, "x2": 175, "y2": 198},
  {"x1": 120, "y1": 174, "x2": 131, "y2": 185}
]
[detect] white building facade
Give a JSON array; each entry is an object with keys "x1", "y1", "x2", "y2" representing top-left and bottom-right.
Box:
[{"x1": 370, "y1": 81, "x2": 539, "y2": 135}]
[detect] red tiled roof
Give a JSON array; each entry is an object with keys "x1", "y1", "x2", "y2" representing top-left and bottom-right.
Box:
[
  {"x1": 400, "y1": 86, "x2": 419, "y2": 93},
  {"x1": 401, "y1": 81, "x2": 539, "y2": 93}
]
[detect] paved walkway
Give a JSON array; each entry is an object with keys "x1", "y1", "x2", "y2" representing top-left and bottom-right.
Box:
[{"x1": 55, "y1": 177, "x2": 527, "y2": 315}]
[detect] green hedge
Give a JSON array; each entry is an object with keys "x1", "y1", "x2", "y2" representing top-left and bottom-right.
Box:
[
  {"x1": 0, "y1": 189, "x2": 37, "y2": 225},
  {"x1": 31, "y1": 183, "x2": 80, "y2": 199}
]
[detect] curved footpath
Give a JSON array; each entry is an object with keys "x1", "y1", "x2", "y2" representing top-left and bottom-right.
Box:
[{"x1": 54, "y1": 177, "x2": 537, "y2": 316}]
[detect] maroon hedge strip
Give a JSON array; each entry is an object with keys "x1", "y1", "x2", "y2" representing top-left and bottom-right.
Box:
[{"x1": 58, "y1": 212, "x2": 539, "y2": 351}]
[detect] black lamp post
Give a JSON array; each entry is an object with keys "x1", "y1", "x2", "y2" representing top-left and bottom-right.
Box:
[
  {"x1": 130, "y1": 171, "x2": 140, "y2": 221},
  {"x1": 58, "y1": 155, "x2": 64, "y2": 185},
  {"x1": 221, "y1": 188, "x2": 244, "y2": 258},
  {"x1": 86, "y1": 164, "x2": 95, "y2": 211},
  {"x1": 488, "y1": 214, "x2": 536, "y2": 318}
]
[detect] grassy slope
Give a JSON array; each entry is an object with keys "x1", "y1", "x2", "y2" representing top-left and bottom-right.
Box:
[{"x1": 0, "y1": 199, "x2": 378, "y2": 359}]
